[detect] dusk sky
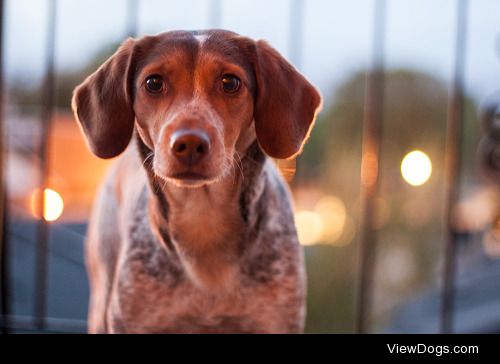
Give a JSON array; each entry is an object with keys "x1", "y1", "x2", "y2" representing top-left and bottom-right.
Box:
[{"x1": 6, "y1": 0, "x2": 500, "y2": 105}]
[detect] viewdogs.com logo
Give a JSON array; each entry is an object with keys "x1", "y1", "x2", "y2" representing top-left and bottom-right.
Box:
[{"x1": 387, "y1": 344, "x2": 479, "y2": 357}]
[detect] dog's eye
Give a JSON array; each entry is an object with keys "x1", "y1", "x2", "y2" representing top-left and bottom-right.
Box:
[
  {"x1": 145, "y1": 75, "x2": 164, "y2": 94},
  {"x1": 221, "y1": 74, "x2": 241, "y2": 94}
]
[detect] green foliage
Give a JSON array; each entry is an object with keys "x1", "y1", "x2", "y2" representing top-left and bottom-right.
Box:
[
  {"x1": 304, "y1": 244, "x2": 357, "y2": 333},
  {"x1": 299, "y1": 69, "x2": 479, "y2": 333}
]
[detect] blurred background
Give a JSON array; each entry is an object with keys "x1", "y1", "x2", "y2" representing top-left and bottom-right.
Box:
[{"x1": 1, "y1": 0, "x2": 500, "y2": 333}]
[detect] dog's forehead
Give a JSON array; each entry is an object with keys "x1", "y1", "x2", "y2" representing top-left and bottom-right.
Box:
[{"x1": 143, "y1": 30, "x2": 255, "y2": 69}]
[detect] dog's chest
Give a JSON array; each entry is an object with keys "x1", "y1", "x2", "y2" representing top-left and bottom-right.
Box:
[
  {"x1": 110, "y1": 196, "x2": 251, "y2": 332},
  {"x1": 109, "y1": 211, "x2": 301, "y2": 333},
  {"x1": 110, "y1": 270, "x2": 261, "y2": 333},
  {"x1": 109, "y1": 234, "x2": 282, "y2": 333},
  {"x1": 108, "y1": 175, "x2": 305, "y2": 333}
]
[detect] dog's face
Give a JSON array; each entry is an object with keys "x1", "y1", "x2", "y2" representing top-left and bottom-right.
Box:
[
  {"x1": 72, "y1": 30, "x2": 322, "y2": 188},
  {"x1": 133, "y1": 31, "x2": 256, "y2": 187}
]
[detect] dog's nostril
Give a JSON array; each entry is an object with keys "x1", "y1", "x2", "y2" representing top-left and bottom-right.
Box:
[
  {"x1": 170, "y1": 129, "x2": 211, "y2": 166},
  {"x1": 176, "y1": 143, "x2": 187, "y2": 153}
]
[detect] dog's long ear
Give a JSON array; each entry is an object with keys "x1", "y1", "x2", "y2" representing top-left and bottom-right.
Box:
[
  {"x1": 72, "y1": 38, "x2": 138, "y2": 159},
  {"x1": 252, "y1": 40, "x2": 322, "y2": 159}
]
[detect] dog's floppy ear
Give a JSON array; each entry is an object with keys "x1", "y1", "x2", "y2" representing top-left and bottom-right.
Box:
[
  {"x1": 252, "y1": 40, "x2": 322, "y2": 159},
  {"x1": 72, "y1": 38, "x2": 137, "y2": 159}
]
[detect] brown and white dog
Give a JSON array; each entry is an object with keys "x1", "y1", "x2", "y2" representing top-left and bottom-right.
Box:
[{"x1": 72, "y1": 30, "x2": 322, "y2": 333}]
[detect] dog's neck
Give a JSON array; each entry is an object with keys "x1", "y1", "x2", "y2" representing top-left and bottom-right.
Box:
[{"x1": 136, "y1": 128, "x2": 267, "y2": 292}]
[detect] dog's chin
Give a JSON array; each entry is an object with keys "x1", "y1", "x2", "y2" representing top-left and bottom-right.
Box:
[
  {"x1": 153, "y1": 161, "x2": 232, "y2": 189},
  {"x1": 157, "y1": 172, "x2": 220, "y2": 189}
]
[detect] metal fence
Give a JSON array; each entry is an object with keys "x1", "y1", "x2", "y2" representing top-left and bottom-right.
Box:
[{"x1": 0, "y1": 0, "x2": 498, "y2": 334}]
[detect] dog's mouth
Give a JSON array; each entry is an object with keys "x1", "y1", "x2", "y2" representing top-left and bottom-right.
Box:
[
  {"x1": 152, "y1": 152, "x2": 231, "y2": 189},
  {"x1": 159, "y1": 171, "x2": 214, "y2": 188},
  {"x1": 171, "y1": 172, "x2": 209, "y2": 181}
]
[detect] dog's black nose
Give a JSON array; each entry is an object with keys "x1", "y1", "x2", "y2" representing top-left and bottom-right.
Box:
[{"x1": 170, "y1": 129, "x2": 211, "y2": 166}]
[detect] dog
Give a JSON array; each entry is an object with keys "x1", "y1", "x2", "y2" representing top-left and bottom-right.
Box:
[{"x1": 72, "y1": 29, "x2": 322, "y2": 333}]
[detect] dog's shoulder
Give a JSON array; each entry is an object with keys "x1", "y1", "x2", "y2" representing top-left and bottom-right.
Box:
[
  {"x1": 261, "y1": 159, "x2": 298, "y2": 234},
  {"x1": 240, "y1": 158, "x2": 303, "y2": 282}
]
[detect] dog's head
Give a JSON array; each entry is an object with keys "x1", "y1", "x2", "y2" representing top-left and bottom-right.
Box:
[{"x1": 72, "y1": 30, "x2": 322, "y2": 187}]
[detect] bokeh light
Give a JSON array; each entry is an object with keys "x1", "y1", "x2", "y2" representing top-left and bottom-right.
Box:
[
  {"x1": 295, "y1": 210, "x2": 323, "y2": 246},
  {"x1": 295, "y1": 195, "x2": 353, "y2": 246},
  {"x1": 31, "y1": 188, "x2": 64, "y2": 222},
  {"x1": 315, "y1": 196, "x2": 347, "y2": 244},
  {"x1": 401, "y1": 150, "x2": 432, "y2": 186}
]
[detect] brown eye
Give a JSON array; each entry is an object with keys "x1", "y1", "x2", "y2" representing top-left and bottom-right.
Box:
[
  {"x1": 221, "y1": 74, "x2": 241, "y2": 94},
  {"x1": 145, "y1": 75, "x2": 164, "y2": 93}
]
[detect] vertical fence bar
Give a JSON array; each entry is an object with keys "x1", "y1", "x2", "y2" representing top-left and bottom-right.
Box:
[
  {"x1": 0, "y1": 0, "x2": 7, "y2": 334},
  {"x1": 289, "y1": 0, "x2": 303, "y2": 69},
  {"x1": 126, "y1": 0, "x2": 138, "y2": 37},
  {"x1": 34, "y1": 0, "x2": 57, "y2": 331},
  {"x1": 356, "y1": 0, "x2": 386, "y2": 334},
  {"x1": 276, "y1": 0, "x2": 305, "y2": 181},
  {"x1": 209, "y1": 0, "x2": 222, "y2": 28},
  {"x1": 441, "y1": 0, "x2": 468, "y2": 335}
]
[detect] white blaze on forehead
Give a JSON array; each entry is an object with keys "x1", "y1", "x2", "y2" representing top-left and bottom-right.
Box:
[
  {"x1": 194, "y1": 34, "x2": 209, "y2": 46},
  {"x1": 193, "y1": 33, "x2": 211, "y2": 98}
]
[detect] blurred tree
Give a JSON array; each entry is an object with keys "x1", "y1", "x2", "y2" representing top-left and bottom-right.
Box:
[
  {"x1": 299, "y1": 69, "x2": 479, "y2": 191},
  {"x1": 297, "y1": 69, "x2": 478, "y2": 333}
]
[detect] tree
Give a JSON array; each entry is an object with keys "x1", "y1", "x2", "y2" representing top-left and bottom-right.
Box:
[{"x1": 297, "y1": 69, "x2": 478, "y2": 333}]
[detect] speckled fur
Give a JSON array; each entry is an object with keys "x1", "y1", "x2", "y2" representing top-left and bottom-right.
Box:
[{"x1": 86, "y1": 139, "x2": 306, "y2": 333}]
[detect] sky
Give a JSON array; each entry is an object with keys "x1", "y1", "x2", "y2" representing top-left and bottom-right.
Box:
[{"x1": 5, "y1": 0, "x2": 500, "y2": 105}]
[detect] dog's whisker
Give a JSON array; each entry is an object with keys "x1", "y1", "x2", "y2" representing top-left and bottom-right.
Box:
[
  {"x1": 233, "y1": 151, "x2": 245, "y2": 181},
  {"x1": 223, "y1": 147, "x2": 244, "y2": 184},
  {"x1": 142, "y1": 152, "x2": 155, "y2": 168},
  {"x1": 231, "y1": 151, "x2": 245, "y2": 180},
  {"x1": 224, "y1": 154, "x2": 236, "y2": 187},
  {"x1": 161, "y1": 178, "x2": 169, "y2": 192},
  {"x1": 232, "y1": 156, "x2": 242, "y2": 182}
]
